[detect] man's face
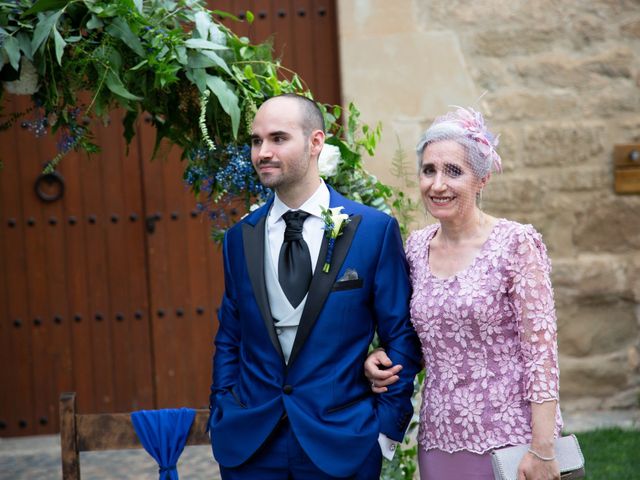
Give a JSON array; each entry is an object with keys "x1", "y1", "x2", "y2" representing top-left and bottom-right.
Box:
[{"x1": 250, "y1": 97, "x2": 317, "y2": 192}]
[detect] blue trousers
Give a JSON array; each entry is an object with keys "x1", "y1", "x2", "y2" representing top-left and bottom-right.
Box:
[{"x1": 219, "y1": 418, "x2": 383, "y2": 479}]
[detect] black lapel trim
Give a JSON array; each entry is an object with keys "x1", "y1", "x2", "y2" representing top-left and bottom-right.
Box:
[
  {"x1": 288, "y1": 215, "x2": 362, "y2": 367},
  {"x1": 242, "y1": 218, "x2": 284, "y2": 362}
]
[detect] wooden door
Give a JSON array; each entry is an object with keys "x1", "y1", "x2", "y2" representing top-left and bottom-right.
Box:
[{"x1": 0, "y1": 97, "x2": 157, "y2": 436}]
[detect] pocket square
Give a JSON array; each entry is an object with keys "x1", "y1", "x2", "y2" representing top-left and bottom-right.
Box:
[{"x1": 337, "y1": 268, "x2": 359, "y2": 282}]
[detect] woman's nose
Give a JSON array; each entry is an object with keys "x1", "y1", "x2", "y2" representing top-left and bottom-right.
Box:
[{"x1": 432, "y1": 172, "x2": 447, "y2": 191}]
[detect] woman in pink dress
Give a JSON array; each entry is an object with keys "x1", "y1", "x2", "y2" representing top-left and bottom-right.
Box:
[{"x1": 365, "y1": 107, "x2": 562, "y2": 479}]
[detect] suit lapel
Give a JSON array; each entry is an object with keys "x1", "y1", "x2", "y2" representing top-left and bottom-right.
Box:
[
  {"x1": 242, "y1": 215, "x2": 285, "y2": 362},
  {"x1": 288, "y1": 207, "x2": 362, "y2": 367}
]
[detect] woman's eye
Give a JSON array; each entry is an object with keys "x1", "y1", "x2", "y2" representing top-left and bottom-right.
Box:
[
  {"x1": 445, "y1": 165, "x2": 462, "y2": 177},
  {"x1": 421, "y1": 165, "x2": 436, "y2": 176}
]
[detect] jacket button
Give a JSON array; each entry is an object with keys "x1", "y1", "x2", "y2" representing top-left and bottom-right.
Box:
[{"x1": 283, "y1": 385, "x2": 293, "y2": 395}]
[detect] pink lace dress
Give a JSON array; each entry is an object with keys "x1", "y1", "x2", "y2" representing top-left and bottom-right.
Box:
[{"x1": 406, "y1": 219, "x2": 563, "y2": 455}]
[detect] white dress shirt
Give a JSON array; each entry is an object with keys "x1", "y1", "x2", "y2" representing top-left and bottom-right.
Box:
[{"x1": 267, "y1": 181, "x2": 328, "y2": 274}]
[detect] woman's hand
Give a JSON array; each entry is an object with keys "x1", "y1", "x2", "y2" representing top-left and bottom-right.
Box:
[
  {"x1": 517, "y1": 452, "x2": 560, "y2": 480},
  {"x1": 364, "y1": 348, "x2": 402, "y2": 393}
]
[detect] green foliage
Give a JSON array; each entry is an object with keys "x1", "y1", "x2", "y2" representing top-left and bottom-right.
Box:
[
  {"x1": 0, "y1": 0, "x2": 405, "y2": 239},
  {"x1": 388, "y1": 137, "x2": 420, "y2": 240},
  {"x1": 574, "y1": 427, "x2": 640, "y2": 479}
]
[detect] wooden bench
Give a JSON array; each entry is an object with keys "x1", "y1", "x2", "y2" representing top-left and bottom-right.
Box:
[{"x1": 59, "y1": 392, "x2": 210, "y2": 480}]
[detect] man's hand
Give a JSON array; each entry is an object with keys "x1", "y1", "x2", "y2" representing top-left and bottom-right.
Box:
[{"x1": 364, "y1": 348, "x2": 402, "y2": 393}]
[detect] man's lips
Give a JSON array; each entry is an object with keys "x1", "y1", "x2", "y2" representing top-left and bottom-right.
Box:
[{"x1": 257, "y1": 163, "x2": 279, "y2": 173}]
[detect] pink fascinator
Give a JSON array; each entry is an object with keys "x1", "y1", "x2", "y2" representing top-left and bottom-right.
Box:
[{"x1": 434, "y1": 106, "x2": 503, "y2": 173}]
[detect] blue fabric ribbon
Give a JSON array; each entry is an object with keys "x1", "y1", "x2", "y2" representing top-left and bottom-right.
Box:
[{"x1": 131, "y1": 408, "x2": 196, "y2": 480}]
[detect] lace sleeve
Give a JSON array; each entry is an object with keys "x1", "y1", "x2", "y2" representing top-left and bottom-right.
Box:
[{"x1": 508, "y1": 225, "x2": 560, "y2": 403}]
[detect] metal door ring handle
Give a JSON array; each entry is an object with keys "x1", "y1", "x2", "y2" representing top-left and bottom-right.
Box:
[{"x1": 34, "y1": 171, "x2": 65, "y2": 203}]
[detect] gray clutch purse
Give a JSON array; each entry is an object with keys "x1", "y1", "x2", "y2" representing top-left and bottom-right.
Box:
[{"x1": 491, "y1": 434, "x2": 585, "y2": 480}]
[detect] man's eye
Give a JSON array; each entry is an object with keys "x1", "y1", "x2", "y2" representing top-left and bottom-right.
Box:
[
  {"x1": 251, "y1": 138, "x2": 262, "y2": 147},
  {"x1": 273, "y1": 136, "x2": 285, "y2": 143}
]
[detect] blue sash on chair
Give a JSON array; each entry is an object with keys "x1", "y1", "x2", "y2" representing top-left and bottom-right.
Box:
[{"x1": 131, "y1": 408, "x2": 196, "y2": 480}]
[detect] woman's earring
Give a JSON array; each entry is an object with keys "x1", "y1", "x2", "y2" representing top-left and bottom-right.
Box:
[{"x1": 476, "y1": 189, "x2": 483, "y2": 208}]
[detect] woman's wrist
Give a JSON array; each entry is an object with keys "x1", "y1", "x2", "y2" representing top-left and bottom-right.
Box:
[
  {"x1": 527, "y1": 447, "x2": 556, "y2": 462},
  {"x1": 530, "y1": 438, "x2": 555, "y2": 459}
]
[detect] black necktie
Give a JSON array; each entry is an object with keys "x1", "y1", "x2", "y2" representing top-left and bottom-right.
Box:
[{"x1": 278, "y1": 210, "x2": 312, "y2": 308}]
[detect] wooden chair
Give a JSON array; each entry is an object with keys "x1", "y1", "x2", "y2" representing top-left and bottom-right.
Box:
[{"x1": 59, "y1": 392, "x2": 210, "y2": 480}]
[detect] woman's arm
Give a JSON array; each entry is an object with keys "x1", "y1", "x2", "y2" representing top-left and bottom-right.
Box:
[
  {"x1": 509, "y1": 226, "x2": 561, "y2": 479},
  {"x1": 517, "y1": 401, "x2": 560, "y2": 480}
]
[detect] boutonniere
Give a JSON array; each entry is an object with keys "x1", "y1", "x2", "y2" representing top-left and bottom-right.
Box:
[{"x1": 320, "y1": 206, "x2": 350, "y2": 273}]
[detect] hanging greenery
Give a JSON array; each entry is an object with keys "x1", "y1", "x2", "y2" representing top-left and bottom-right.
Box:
[{"x1": 0, "y1": 0, "x2": 415, "y2": 241}]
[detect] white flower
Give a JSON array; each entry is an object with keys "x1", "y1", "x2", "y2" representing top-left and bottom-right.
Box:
[
  {"x1": 318, "y1": 144, "x2": 341, "y2": 177},
  {"x1": 241, "y1": 202, "x2": 264, "y2": 219},
  {"x1": 326, "y1": 206, "x2": 349, "y2": 237},
  {"x1": 3, "y1": 59, "x2": 39, "y2": 95}
]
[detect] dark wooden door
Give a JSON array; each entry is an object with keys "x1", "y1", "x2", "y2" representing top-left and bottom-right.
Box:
[
  {"x1": 0, "y1": 97, "x2": 158, "y2": 436},
  {"x1": 0, "y1": 0, "x2": 340, "y2": 437}
]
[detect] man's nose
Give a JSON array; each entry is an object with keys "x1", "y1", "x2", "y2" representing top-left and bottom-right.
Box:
[{"x1": 257, "y1": 141, "x2": 273, "y2": 160}]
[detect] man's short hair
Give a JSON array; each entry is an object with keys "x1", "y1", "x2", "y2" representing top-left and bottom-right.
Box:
[{"x1": 268, "y1": 93, "x2": 325, "y2": 136}]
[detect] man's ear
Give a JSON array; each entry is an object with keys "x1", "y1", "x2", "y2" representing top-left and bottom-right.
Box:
[{"x1": 309, "y1": 129, "x2": 325, "y2": 157}]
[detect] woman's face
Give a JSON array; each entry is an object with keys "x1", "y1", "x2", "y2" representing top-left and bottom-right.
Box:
[{"x1": 419, "y1": 140, "x2": 485, "y2": 222}]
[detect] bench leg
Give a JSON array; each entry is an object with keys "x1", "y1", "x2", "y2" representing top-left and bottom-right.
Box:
[{"x1": 60, "y1": 392, "x2": 81, "y2": 480}]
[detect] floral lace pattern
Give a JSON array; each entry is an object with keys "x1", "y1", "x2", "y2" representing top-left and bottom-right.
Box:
[{"x1": 406, "y1": 219, "x2": 562, "y2": 454}]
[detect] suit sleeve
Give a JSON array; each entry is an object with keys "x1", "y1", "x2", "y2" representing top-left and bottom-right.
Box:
[
  {"x1": 210, "y1": 230, "x2": 241, "y2": 412},
  {"x1": 373, "y1": 217, "x2": 422, "y2": 441}
]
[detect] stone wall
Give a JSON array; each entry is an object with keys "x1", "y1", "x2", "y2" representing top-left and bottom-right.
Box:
[{"x1": 338, "y1": 0, "x2": 640, "y2": 411}]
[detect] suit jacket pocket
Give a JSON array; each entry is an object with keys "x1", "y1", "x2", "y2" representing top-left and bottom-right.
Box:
[
  {"x1": 326, "y1": 392, "x2": 372, "y2": 414},
  {"x1": 230, "y1": 387, "x2": 247, "y2": 409},
  {"x1": 331, "y1": 278, "x2": 364, "y2": 292}
]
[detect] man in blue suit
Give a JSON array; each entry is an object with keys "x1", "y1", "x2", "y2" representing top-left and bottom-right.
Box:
[{"x1": 209, "y1": 94, "x2": 421, "y2": 479}]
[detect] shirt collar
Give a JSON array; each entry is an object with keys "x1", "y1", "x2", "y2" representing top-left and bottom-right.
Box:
[{"x1": 270, "y1": 180, "x2": 330, "y2": 224}]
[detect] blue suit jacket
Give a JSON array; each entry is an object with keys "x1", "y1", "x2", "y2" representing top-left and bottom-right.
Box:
[{"x1": 209, "y1": 186, "x2": 421, "y2": 477}]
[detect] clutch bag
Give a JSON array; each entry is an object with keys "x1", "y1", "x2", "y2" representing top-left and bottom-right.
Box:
[{"x1": 491, "y1": 434, "x2": 585, "y2": 480}]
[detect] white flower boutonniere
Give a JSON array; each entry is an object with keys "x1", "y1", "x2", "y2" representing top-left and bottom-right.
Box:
[{"x1": 320, "y1": 206, "x2": 350, "y2": 273}]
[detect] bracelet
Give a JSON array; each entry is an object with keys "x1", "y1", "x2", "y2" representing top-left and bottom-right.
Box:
[{"x1": 527, "y1": 448, "x2": 556, "y2": 462}]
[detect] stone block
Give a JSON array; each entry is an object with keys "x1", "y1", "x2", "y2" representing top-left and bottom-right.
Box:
[
  {"x1": 515, "y1": 48, "x2": 632, "y2": 89},
  {"x1": 601, "y1": 386, "x2": 640, "y2": 409},
  {"x1": 580, "y1": 85, "x2": 640, "y2": 118},
  {"x1": 488, "y1": 90, "x2": 580, "y2": 121},
  {"x1": 559, "y1": 351, "x2": 629, "y2": 399},
  {"x1": 552, "y1": 255, "x2": 630, "y2": 300},
  {"x1": 573, "y1": 197, "x2": 640, "y2": 253},
  {"x1": 522, "y1": 122, "x2": 605, "y2": 167},
  {"x1": 557, "y1": 299, "x2": 638, "y2": 357},
  {"x1": 579, "y1": 47, "x2": 634, "y2": 79},
  {"x1": 472, "y1": 27, "x2": 558, "y2": 57},
  {"x1": 423, "y1": 0, "x2": 567, "y2": 27},
  {"x1": 621, "y1": 19, "x2": 640, "y2": 38}
]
